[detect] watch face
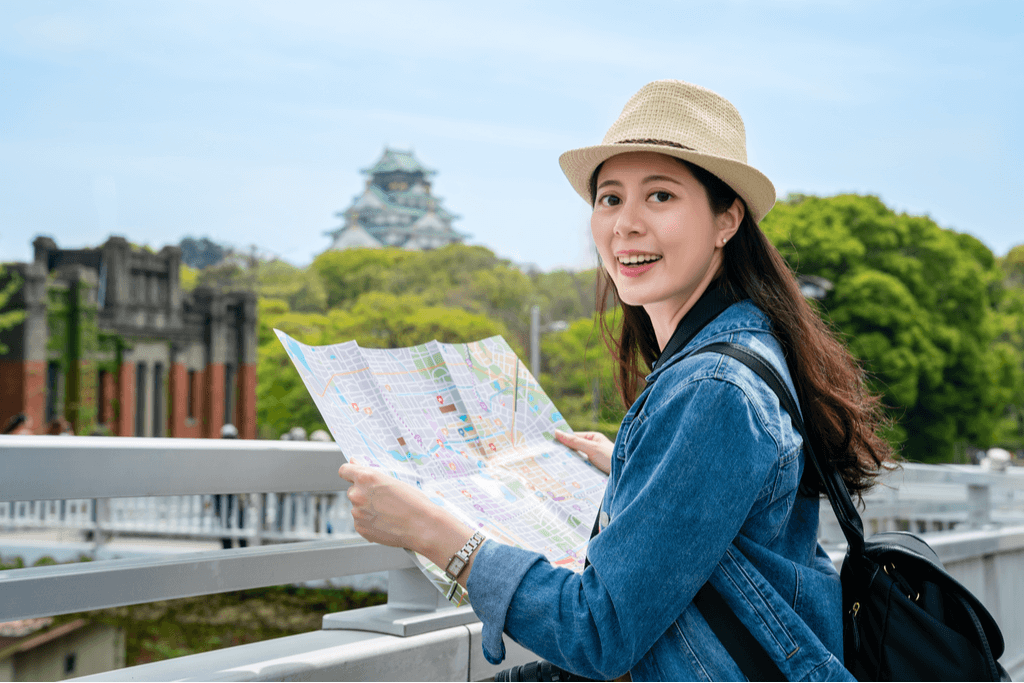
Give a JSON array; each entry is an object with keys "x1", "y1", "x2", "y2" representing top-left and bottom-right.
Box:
[{"x1": 447, "y1": 557, "x2": 466, "y2": 579}]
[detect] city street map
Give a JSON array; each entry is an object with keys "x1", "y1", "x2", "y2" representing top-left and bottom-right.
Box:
[{"x1": 275, "y1": 330, "x2": 608, "y2": 604}]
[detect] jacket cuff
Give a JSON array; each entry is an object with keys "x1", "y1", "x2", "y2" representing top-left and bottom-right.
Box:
[{"x1": 466, "y1": 539, "x2": 546, "y2": 664}]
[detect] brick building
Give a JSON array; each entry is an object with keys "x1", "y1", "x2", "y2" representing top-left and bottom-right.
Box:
[{"x1": 0, "y1": 236, "x2": 256, "y2": 438}]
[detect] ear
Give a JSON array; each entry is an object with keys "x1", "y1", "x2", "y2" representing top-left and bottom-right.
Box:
[{"x1": 715, "y1": 198, "x2": 744, "y2": 246}]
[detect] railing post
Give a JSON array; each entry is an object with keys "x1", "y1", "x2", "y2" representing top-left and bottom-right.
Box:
[
  {"x1": 967, "y1": 484, "x2": 991, "y2": 528},
  {"x1": 253, "y1": 493, "x2": 265, "y2": 545},
  {"x1": 322, "y1": 565, "x2": 477, "y2": 637}
]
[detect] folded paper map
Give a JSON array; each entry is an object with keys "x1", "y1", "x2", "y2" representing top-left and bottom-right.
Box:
[{"x1": 275, "y1": 330, "x2": 608, "y2": 604}]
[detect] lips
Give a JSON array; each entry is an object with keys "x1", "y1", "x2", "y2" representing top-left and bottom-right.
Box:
[
  {"x1": 615, "y1": 252, "x2": 661, "y2": 277},
  {"x1": 616, "y1": 253, "x2": 662, "y2": 266}
]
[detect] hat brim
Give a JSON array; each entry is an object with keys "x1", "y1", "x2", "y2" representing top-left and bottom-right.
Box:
[{"x1": 559, "y1": 143, "x2": 776, "y2": 224}]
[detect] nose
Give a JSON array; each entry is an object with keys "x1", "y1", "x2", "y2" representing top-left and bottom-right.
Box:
[{"x1": 613, "y1": 197, "x2": 645, "y2": 237}]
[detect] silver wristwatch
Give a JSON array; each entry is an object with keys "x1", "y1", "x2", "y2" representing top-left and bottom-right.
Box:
[{"x1": 444, "y1": 531, "x2": 485, "y2": 600}]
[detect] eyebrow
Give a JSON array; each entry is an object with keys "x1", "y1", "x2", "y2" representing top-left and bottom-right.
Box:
[{"x1": 596, "y1": 174, "x2": 684, "y2": 190}]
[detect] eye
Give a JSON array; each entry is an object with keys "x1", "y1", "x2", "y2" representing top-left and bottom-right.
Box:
[
  {"x1": 598, "y1": 194, "x2": 621, "y2": 207},
  {"x1": 649, "y1": 191, "x2": 672, "y2": 203}
]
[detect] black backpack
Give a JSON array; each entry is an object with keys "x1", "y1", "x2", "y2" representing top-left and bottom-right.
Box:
[{"x1": 692, "y1": 342, "x2": 1009, "y2": 681}]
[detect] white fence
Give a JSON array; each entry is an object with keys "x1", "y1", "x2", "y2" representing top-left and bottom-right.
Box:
[
  {"x1": 0, "y1": 492, "x2": 348, "y2": 543},
  {"x1": 818, "y1": 462, "x2": 1024, "y2": 546},
  {"x1": 5, "y1": 449, "x2": 1024, "y2": 550},
  {"x1": 1, "y1": 435, "x2": 1024, "y2": 680}
]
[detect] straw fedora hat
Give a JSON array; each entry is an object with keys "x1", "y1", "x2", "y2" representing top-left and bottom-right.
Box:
[{"x1": 559, "y1": 80, "x2": 776, "y2": 223}]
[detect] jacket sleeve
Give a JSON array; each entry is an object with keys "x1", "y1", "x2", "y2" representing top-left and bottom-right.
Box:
[{"x1": 466, "y1": 374, "x2": 782, "y2": 679}]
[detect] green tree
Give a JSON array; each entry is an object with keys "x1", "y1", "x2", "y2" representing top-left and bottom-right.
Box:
[
  {"x1": 539, "y1": 315, "x2": 623, "y2": 437},
  {"x1": 0, "y1": 264, "x2": 25, "y2": 355},
  {"x1": 259, "y1": 259, "x2": 327, "y2": 312},
  {"x1": 256, "y1": 293, "x2": 514, "y2": 439},
  {"x1": 763, "y1": 194, "x2": 1011, "y2": 462},
  {"x1": 532, "y1": 269, "x2": 599, "y2": 323},
  {"x1": 256, "y1": 301, "x2": 332, "y2": 439},
  {"x1": 993, "y1": 245, "x2": 1024, "y2": 450},
  {"x1": 311, "y1": 248, "x2": 412, "y2": 309},
  {"x1": 312, "y1": 245, "x2": 540, "y2": 348}
]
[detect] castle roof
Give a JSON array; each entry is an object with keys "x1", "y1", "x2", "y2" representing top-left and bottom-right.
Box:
[
  {"x1": 361, "y1": 148, "x2": 436, "y2": 177},
  {"x1": 328, "y1": 224, "x2": 384, "y2": 250}
]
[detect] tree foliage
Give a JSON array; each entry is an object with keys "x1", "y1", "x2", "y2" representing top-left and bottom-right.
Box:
[
  {"x1": 256, "y1": 292, "x2": 514, "y2": 439},
  {"x1": 243, "y1": 204, "x2": 1023, "y2": 460},
  {"x1": 763, "y1": 195, "x2": 1019, "y2": 461},
  {"x1": 0, "y1": 264, "x2": 26, "y2": 355},
  {"x1": 539, "y1": 315, "x2": 623, "y2": 437},
  {"x1": 993, "y1": 245, "x2": 1024, "y2": 450},
  {"x1": 310, "y1": 244, "x2": 597, "y2": 350}
]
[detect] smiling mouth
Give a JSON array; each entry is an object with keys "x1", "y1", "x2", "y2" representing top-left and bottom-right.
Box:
[{"x1": 616, "y1": 254, "x2": 662, "y2": 265}]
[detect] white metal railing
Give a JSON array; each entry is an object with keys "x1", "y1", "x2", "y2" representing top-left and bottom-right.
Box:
[
  {"x1": 817, "y1": 462, "x2": 1024, "y2": 546},
  {"x1": 0, "y1": 492, "x2": 350, "y2": 542},
  {"x1": 2, "y1": 435, "x2": 1024, "y2": 680},
  {"x1": 6, "y1": 455, "x2": 1024, "y2": 549},
  {"x1": 0, "y1": 434, "x2": 542, "y2": 680}
]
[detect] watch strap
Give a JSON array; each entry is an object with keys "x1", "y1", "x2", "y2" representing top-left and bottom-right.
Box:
[{"x1": 444, "y1": 531, "x2": 485, "y2": 600}]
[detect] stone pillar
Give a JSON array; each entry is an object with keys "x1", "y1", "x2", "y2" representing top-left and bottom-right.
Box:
[
  {"x1": 159, "y1": 245, "x2": 183, "y2": 328},
  {"x1": 198, "y1": 287, "x2": 228, "y2": 438},
  {"x1": 100, "y1": 236, "x2": 131, "y2": 325},
  {"x1": 32, "y1": 236, "x2": 56, "y2": 268}
]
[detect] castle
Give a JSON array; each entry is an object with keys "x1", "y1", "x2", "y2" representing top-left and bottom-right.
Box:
[{"x1": 325, "y1": 148, "x2": 468, "y2": 251}]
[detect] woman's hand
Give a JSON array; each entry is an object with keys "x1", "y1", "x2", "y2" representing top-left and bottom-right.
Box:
[
  {"x1": 555, "y1": 430, "x2": 615, "y2": 475},
  {"x1": 339, "y1": 463, "x2": 475, "y2": 576}
]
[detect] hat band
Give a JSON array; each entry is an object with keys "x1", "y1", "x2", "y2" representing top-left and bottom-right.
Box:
[{"x1": 615, "y1": 138, "x2": 695, "y2": 151}]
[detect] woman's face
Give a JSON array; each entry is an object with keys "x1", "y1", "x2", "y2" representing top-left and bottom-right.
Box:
[{"x1": 591, "y1": 152, "x2": 741, "y2": 336}]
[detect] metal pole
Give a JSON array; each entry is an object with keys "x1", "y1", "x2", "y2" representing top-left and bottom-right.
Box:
[{"x1": 530, "y1": 305, "x2": 541, "y2": 378}]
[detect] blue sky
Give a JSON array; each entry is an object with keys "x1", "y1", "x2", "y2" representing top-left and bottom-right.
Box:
[{"x1": 1, "y1": 1, "x2": 1020, "y2": 271}]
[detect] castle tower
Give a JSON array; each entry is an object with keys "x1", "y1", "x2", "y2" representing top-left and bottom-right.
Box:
[{"x1": 325, "y1": 148, "x2": 469, "y2": 251}]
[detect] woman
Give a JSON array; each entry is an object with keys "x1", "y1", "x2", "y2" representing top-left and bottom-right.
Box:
[{"x1": 340, "y1": 80, "x2": 891, "y2": 681}]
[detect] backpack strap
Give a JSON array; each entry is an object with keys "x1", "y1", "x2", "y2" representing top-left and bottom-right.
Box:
[
  {"x1": 693, "y1": 342, "x2": 865, "y2": 555},
  {"x1": 692, "y1": 582, "x2": 786, "y2": 680}
]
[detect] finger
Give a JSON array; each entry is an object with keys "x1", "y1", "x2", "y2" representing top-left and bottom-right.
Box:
[
  {"x1": 554, "y1": 430, "x2": 584, "y2": 445},
  {"x1": 557, "y1": 431, "x2": 598, "y2": 451},
  {"x1": 346, "y1": 486, "x2": 365, "y2": 506}
]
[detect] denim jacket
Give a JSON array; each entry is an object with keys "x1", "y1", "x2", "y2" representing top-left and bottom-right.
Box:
[{"x1": 467, "y1": 301, "x2": 854, "y2": 681}]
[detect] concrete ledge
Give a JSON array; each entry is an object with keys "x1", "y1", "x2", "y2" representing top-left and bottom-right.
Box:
[{"x1": 70, "y1": 624, "x2": 540, "y2": 682}]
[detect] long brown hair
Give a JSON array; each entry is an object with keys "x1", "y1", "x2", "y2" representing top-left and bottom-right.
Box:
[{"x1": 592, "y1": 158, "x2": 892, "y2": 499}]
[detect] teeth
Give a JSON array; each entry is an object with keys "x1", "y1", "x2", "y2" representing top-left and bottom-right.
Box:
[{"x1": 618, "y1": 254, "x2": 661, "y2": 265}]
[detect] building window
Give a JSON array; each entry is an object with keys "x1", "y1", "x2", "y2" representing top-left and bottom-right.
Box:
[
  {"x1": 187, "y1": 369, "x2": 196, "y2": 419},
  {"x1": 46, "y1": 361, "x2": 60, "y2": 423},
  {"x1": 135, "y1": 362, "x2": 146, "y2": 437},
  {"x1": 224, "y1": 363, "x2": 236, "y2": 428},
  {"x1": 65, "y1": 652, "x2": 77, "y2": 675},
  {"x1": 153, "y1": 363, "x2": 164, "y2": 437}
]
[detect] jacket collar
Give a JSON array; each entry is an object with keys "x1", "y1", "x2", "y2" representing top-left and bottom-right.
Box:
[{"x1": 645, "y1": 300, "x2": 772, "y2": 383}]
